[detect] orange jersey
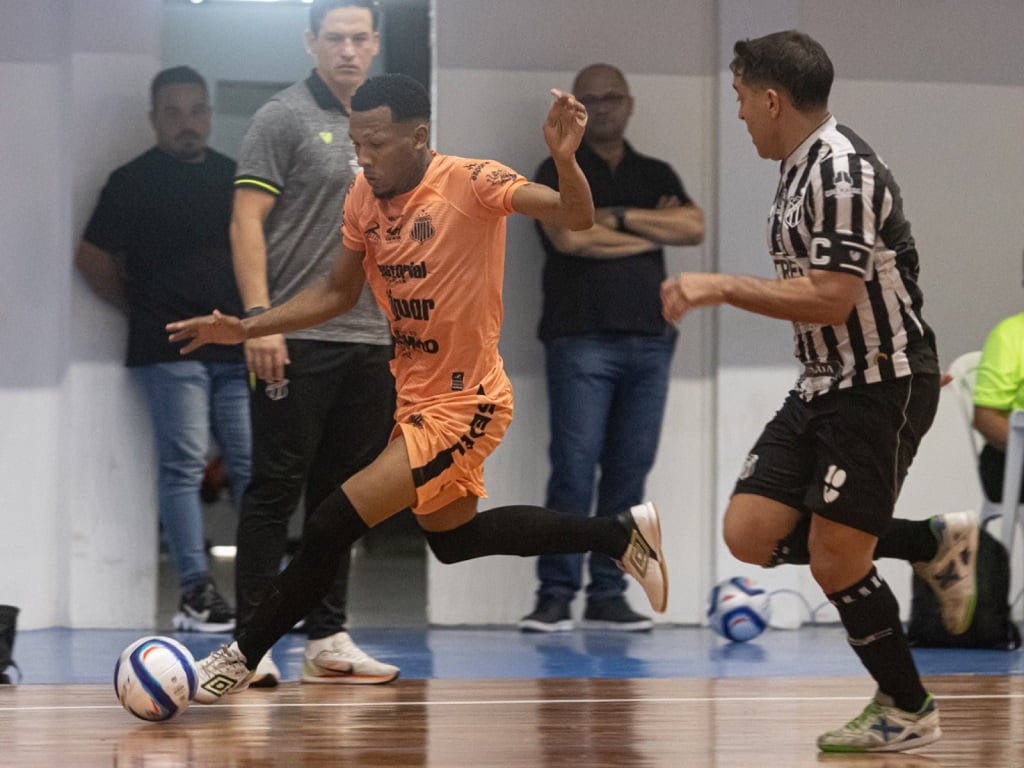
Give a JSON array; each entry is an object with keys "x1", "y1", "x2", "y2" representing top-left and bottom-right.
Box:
[{"x1": 342, "y1": 152, "x2": 529, "y2": 411}]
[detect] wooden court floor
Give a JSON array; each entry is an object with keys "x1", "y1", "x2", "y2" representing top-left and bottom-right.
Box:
[{"x1": 2, "y1": 674, "x2": 1021, "y2": 767}]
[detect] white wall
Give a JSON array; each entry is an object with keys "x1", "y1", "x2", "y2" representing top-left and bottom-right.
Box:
[
  {"x1": 4, "y1": 0, "x2": 1023, "y2": 629},
  {"x1": 1, "y1": 0, "x2": 164, "y2": 629}
]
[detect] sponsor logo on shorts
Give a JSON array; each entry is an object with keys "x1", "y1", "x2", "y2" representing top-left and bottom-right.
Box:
[
  {"x1": 264, "y1": 378, "x2": 289, "y2": 401},
  {"x1": 823, "y1": 464, "x2": 847, "y2": 504}
]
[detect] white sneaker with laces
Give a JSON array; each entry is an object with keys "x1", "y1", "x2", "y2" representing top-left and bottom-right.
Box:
[
  {"x1": 194, "y1": 641, "x2": 254, "y2": 704},
  {"x1": 301, "y1": 631, "x2": 399, "y2": 685},
  {"x1": 912, "y1": 509, "x2": 979, "y2": 634},
  {"x1": 250, "y1": 651, "x2": 280, "y2": 688},
  {"x1": 615, "y1": 502, "x2": 668, "y2": 613},
  {"x1": 817, "y1": 692, "x2": 941, "y2": 753}
]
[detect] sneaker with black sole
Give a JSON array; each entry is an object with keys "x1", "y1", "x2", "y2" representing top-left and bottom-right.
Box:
[
  {"x1": 912, "y1": 509, "x2": 979, "y2": 634},
  {"x1": 583, "y1": 596, "x2": 653, "y2": 631},
  {"x1": 301, "y1": 631, "x2": 399, "y2": 685},
  {"x1": 194, "y1": 641, "x2": 254, "y2": 704},
  {"x1": 519, "y1": 597, "x2": 573, "y2": 633},
  {"x1": 817, "y1": 691, "x2": 941, "y2": 753},
  {"x1": 249, "y1": 651, "x2": 280, "y2": 688},
  {"x1": 172, "y1": 577, "x2": 235, "y2": 633},
  {"x1": 614, "y1": 502, "x2": 668, "y2": 613}
]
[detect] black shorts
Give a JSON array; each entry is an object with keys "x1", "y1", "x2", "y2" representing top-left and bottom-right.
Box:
[{"x1": 732, "y1": 374, "x2": 940, "y2": 536}]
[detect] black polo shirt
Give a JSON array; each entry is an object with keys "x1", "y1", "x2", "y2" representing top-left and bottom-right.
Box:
[{"x1": 534, "y1": 141, "x2": 688, "y2": 341}]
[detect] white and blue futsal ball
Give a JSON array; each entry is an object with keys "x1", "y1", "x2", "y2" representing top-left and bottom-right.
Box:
[
  {"x1": 114, "y1": 636, "x2": 197, "y2": 721},
  {"x1": 707, "y1": 577, "x2": 771, "y2": 643}
]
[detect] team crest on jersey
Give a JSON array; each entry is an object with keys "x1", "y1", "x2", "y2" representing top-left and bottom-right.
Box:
[
  {"x1": 783, "y1": 193, "x2": 804, "y2": 228},
  {"x1": 410, "y1": 212, "x2": 435, "y2": 244}
]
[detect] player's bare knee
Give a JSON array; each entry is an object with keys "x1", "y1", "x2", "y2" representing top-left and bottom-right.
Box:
[{"x1": 723, "y1": 524, "x2": 770, "y2": 565}]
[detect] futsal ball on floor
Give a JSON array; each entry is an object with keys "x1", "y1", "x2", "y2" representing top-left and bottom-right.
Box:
[
  {"x1": 707, "y1": 577, "x2": 771, "y2": 643},
  {"x1": 114, "y1": 636, "x2": 197, "y2": 721}
]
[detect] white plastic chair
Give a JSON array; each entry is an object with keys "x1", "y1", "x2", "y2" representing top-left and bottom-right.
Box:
[
  {"x1": 946, "y1": 351, "x2": 1000, "y2": 523},
  {"x1": 946, "y1": 350, "x2": 1024, "y2": 617}
]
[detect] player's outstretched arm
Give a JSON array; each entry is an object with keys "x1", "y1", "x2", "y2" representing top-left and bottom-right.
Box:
[
  {"x1": 168, "y1": 245, "x2": 368, "y2": 355},
  {"x1": 661, "y1": 269, "x2": 861, "y2": 325},
  {"x1": 512, "y1": 89, "x2": 594, "y2": 231}
]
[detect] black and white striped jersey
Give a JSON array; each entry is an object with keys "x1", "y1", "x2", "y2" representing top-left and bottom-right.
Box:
[{"x1": 768, "y1": 115, "x2": 939, "y2": 399}]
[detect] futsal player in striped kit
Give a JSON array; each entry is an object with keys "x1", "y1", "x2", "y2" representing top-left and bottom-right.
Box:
[
  {"x1": 662, "y1": 31, "x2": 977, "y2": 753},
  {"x1": 169, "y1": 74, "x2": 668, "y2": 704}
]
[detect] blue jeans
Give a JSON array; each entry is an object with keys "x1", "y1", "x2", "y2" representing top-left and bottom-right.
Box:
[
  {"x1": 136, "y1": 361, "x2": 252, "y2": 591},
  {"x1": 538, "y1": 331, "x2": 675, "y2": 603}
]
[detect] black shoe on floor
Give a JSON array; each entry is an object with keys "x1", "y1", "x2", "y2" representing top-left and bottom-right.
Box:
[
  {"x1": 518, "y1": 597, "x2": 572, "y2": 633},
  {"x1": 583, "y1": 596, "x2": 653, "y2": 632}
]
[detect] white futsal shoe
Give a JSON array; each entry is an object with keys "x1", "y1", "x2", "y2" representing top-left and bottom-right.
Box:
[
  {"x1": 818, "y1": 692, "x2": 941, "y2": 753},
  {"x1": 194, "y1": 642, "x2": 254, "y2": 704},
  {"x1": 301, "y1": 631, "x2": 399, "y2": 685}
]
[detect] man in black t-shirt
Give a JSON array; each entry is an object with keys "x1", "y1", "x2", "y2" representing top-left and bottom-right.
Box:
[
  {"x1": 75, "y1": 66, "x2": 249, "y2": 633},
  {"x1": 522, "y1": 63, "x2": 704, "y2": 633}
]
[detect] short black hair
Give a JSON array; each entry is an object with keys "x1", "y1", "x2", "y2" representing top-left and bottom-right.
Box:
[
  {"x1": 351, "y1": 74, "x2": 431, "y2": 123},
  {"x1": 730, "y1": 30, "x2": 833, "y2": 110},
  {"x1": 310, "y1": 0, "x2": 381, "y2": 36},
  {"x1": 150, "y1": 66, "x2": 207, "y2": 110}
]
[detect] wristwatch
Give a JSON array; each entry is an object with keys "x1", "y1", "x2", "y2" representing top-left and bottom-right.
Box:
[
  {"x1": 611, "y1": 206, "x2": 627, "y2": 232},
  {"x1": 245, "y1": 306, "x2": 269, "y2": 318}
]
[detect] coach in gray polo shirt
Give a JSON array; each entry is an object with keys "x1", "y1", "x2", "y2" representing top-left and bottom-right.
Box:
[{"x1": 229, "y1": 0, "x2": 398, "y2": 687}]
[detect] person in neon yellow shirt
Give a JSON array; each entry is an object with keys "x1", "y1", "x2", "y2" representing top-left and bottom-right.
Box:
[{"x1": 973, "y1": 313, "x2": 1024, "y2": 502}]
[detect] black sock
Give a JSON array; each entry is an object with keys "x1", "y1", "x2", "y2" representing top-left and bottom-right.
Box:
[
  {"x1": 768, "y1": 515, "x2": 811, "y2": 566},
  {"x1": 424, "y1": 505, "x2": 630, "y2": 564},
  {"x1": 873, "y1": 519, "x2": 937, "y2": 562},
  {"x1": 237, "y1": 487, "x2": 368, "y2": 668},
  {"x1": 828, "y1": 567, "x2": 927, "y2": 712}
]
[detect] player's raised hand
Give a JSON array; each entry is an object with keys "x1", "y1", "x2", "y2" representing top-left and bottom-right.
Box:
[
  {"x1": 543, "y1": 88, "x2": 588, "y2": 161},
  {"x1": 167, "y1": 310, "x2": 246, "y2": 355}
]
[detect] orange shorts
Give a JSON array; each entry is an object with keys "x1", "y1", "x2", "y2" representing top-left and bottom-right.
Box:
[{"x1": 392, "y1": 373, "x2": 514, "y2": 515}]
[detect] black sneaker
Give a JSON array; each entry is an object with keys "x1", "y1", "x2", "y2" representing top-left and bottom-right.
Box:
[
  {"x1": 518, "y1": 597, "x2": 572, "y2": 633},
  {"x1": 583, "y1": 596, "x2": 653, "y2": 632},
  {"x1": 173, "y1": 578, "x2": 235, "y2": 633}
]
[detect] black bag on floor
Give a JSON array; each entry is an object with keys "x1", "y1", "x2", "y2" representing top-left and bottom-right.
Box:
[
  {"x1": 0, "y1": 604, "x2": 19, "y2": 684},
  {"x1": 908, "y1": 524, "x2": 1021, "y2": 650}
]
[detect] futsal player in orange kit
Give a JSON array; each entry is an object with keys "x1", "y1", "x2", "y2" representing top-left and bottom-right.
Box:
[{"x1": 168, "y1": 73, "x2": 669, "y2": 702}]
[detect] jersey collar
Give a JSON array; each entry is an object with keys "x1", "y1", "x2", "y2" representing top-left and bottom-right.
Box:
[{"x1": 305, "y1": 69, "x2": 348, "y2": 114}]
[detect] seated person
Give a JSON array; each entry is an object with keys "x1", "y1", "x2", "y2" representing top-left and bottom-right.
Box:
[{"x1": 973, "y1": 312, "x2": 1024, "y2": 503}]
